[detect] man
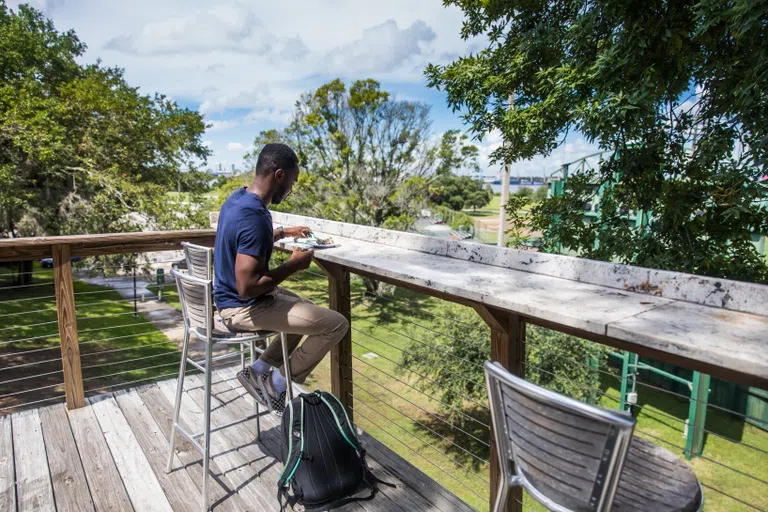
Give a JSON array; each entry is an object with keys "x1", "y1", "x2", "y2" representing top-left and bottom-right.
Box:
[{"x1": 214, "y1": 143, "x2": 349, "y2": 413}]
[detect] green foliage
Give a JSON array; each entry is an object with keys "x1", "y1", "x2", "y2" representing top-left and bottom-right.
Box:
[
  {"x1": 399, "y1": 302, "x2": 604, "y2": 420},
  {"x1": 533, "y1": 185, "x2": 548, "y2": 202},
  {"x1": 428, "y1": 0, "x2": 768, "y2": 283},
  {"x1": 513, "y1": 186, "x2": 533, "y2": 199},
  {"x1": 430, "y1": 204, "x2": 475, "y2": 231},
  {"x1": 0, "y1": 3, "x2": 210, "y2": 237},
  {"x1": 250, "y1": 78, "x2": 435, "y2": 230},
  {"x1": 505, "y1": 195, "x2": 531, "y2": 248},
  {"x1": 430, "y1": 174, "x2": 491, "y2": 211},
  {"x1": 239, "y1": 80, "x2": 486, "y2": 235},
  {"x1": 435, "y1": 129, "x2": 480, "y2": 177}
]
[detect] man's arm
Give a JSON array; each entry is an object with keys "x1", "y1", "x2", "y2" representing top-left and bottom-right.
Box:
[
  {"x1": 234, "y1": 250, "x2": 313, "y2": 300},
  {"x1": 273, "y1": 225, "x2": 311, "y2": 242}
]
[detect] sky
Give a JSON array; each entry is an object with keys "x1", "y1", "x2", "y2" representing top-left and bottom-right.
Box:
[{"x1": 13, "y1": 0, "x2": 599, "y2": 178}]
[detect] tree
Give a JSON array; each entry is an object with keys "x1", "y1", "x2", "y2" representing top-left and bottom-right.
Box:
[
  {"x1": 430, "y1": 174, "x2": 490, "y2": 211},
  {"x1": 513, "y1": 186, "x2": 533, "y2": 199},
  {"x1": 533, "y1": 185, "x2": 548, "y2": 203},
  {"x1": 400, "y1": 301, "x2": 603, "y2": 421},
  {"x1": 0, "y1": 3, "x2": 210, "y2": 238},
  {"x1": 427, "y1": 0, "x2": 768, "y2": 283},
  {"x1": 435, "y1": 129, "x2": 480, "y2": 177}
]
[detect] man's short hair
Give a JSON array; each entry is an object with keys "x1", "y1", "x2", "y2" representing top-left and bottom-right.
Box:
[{"x1": 255, "y1": 143, "x2": 299, "y2": 177}]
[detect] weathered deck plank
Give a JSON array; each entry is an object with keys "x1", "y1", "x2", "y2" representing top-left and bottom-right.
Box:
[
  {"x1": 156, "y1": 376, "x2": 277, "y2": 511},
  {"x1": 7, "y1": 373, "x2": 475, "y2": 512},
  {"x1": 0, "y1": 415, "x2": 16, "y2": 512},
  {"x1": 12, "y1": 409, "x2": 55, "y2": 512},
  {"x1": 66, "y1": 403, "x2": 134, "y2": 511},
  {"x1": 89, "y1": 396, "x2": 173, "y2": 512},
  {"x1": 138, "y1": 384, "x2": 249, "y2": 512},
  {"x1": 39, "y1": 404, "x2": 95, "y2": 512},
  {"x1": 113, "y1": 390, "x2": 203, "y2": 512}
]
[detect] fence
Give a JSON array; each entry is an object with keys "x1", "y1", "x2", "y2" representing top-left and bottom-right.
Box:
[{"x1": 0, "y1": 222, "x2": 766, "y2": 511}]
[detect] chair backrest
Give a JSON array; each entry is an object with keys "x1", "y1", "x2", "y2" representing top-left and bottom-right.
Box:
[
  {"x1": 172, "y1": 269, "x2": 213, "y2": 340},
  {"x1": 484, "y1": 361, "x2": 636, "y2": 512},
  {"x1": 181, "y1": 241, "x2": 213, "y2": 280}
]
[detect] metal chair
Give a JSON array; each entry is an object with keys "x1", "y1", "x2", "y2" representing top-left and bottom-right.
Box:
[
  {"x1": 484, "y1": 361, "x2": 703, "y2": 512},
  {"x1": 180, "y1": 241, "x2": 270, "y2": 369},
  {"x1": 166, "y1": 269, "x2": 274, "y2": 512}
]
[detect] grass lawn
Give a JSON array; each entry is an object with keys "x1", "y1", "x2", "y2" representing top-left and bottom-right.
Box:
[{"x1": 0, "y1": 263, "x2": 180, "y2": 411}]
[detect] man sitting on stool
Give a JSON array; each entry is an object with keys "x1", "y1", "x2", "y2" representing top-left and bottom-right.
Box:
[{"x1": 213, "y1": 143, "x2": 349, "y2": 413}]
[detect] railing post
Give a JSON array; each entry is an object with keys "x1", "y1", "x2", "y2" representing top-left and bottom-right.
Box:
[
  {"x1": 474, "y1": 304, "x2": 525, "y2": 512},
  {"x1": 317, "y1": 260, "x2": 354, "y2": 421},
  {"x1": 685, "y1": 372, "x2": 710, "y2": 459},
  {"x1": 52, "y1": 244, "x2": 85, "y2": 409}
]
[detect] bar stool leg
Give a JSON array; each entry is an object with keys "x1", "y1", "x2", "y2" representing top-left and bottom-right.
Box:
[
  {"x1": 240, "y1": 342, "x2": 245, "y2": 369},
  {"x1": 166, "y1": 328, "x2": 190, "y2": 473},
  {"x1": 249, "y1": 338, "x2": 260, "y2": 440},
  {"x1": 202, "y1": 340, "x2": 213, "y2": 512},
  {"x1": 281, "y1": 332, "x2": 294, "y2": 401}
]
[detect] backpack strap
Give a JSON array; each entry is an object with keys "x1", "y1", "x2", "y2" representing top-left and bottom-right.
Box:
[
  {"x1": 319, "y1": 392, "x2": 397, "y2": 490},
  {"x1": 278, "y1": 398, "x2": 305, "y2": 491},
  {"x1": 319, "y1": 392, "x2": 363, "y2": 453}
]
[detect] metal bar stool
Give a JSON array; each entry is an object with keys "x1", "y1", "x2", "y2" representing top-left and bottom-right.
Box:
[
  {"x1": 166, "y1": 269, "x2": 275, "y2": 512},
  {"x1": 180, "y1": 241, "x2": 268, "y2": 369},
  {"x1": 484, "y1": 361, "x2": 703, "y2": 512}
]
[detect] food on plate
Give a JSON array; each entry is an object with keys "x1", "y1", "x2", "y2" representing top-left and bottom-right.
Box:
[{"x1": 313, "y1": 236, "x2": 334, "y2": 246}]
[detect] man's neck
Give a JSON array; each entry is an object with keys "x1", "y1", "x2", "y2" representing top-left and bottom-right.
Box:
[{"x1": 246, "y1": 179, "x2": 272, "y2": 205}]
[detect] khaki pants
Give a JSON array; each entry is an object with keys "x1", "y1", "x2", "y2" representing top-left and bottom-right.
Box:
[{"x1": 219, "y1": 287, "x2": 348, "y2": 384}]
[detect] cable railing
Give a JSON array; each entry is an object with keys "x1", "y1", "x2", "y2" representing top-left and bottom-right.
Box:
[{"x1": 0, "y1": 225, "x2": 766, "y2": 512}]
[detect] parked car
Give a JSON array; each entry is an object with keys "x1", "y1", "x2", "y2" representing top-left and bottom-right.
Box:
[{"x1": 40, "y1": 256, "x2": 83, "y2": 268}]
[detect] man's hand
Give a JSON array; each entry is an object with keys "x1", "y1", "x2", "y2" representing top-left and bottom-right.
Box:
[
  {"x1": 288, "y1": 248, "x2": 313, "y2": 270},
  {"x1": 285, "y1": 226, "x2": 311, "y2": 238}
]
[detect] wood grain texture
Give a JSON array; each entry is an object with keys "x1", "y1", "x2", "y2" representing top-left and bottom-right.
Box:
[
  {"x1": 0, "y1": 415, "x2": 16, "y2": 512},
  {"x1": 39, "y1": 405, "x2": 95, "y2": 512},
  {"x1": 0, "y1": 230, "x2": 215, "y2": 262},
  {"x1": 476, "y1": 306, "x2": 525, "y2": 512},
  {"x1": 12, "y1": 409, "x2": 56, "y2": 512},
  {"x1": 53, "y1": 244, "x2": 85, "y2": 409},
  {"x1": 137, "y1": 384, "x2": 248, "y2": 512},
  {"x1": 89, "y1": 396, "x2": 173, "y2": 512},
  {"x1": 66, "y1": 404, "x2": 134, "y2": 512},
  {"x1": 321, "y1": 261, "x2": 354, "y2": 422},
  {"x1": 113, "y1": 390, "x2": 203, "y2": 512},
  {"x1": 156, "y1": 374, "x2": 279, "y2": 511}
]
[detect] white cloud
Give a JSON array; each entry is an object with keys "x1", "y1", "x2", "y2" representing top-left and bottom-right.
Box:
[
  {"x1": 104, "y1": 3, "x2": 308, "y2": 58},
  {"x1": 323, "y1": 19, "x2": 436, "y2": 74},
  {"x1": 207, "y1": 119, "x2": 240, "y2": 132},
  {"x1": 226, "y1": 142, "x2": 247, "y2": 151},
  {"x1": 477, "y1": 131, "x2": 601, "y2": 178}
]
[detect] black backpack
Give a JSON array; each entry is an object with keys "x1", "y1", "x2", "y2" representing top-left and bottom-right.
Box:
[{"x1": 277, "y1": 390, "x2": 393, "y2": 511}]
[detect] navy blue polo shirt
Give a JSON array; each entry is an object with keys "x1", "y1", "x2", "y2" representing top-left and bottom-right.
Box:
[{"x1": 213, "y1": 188, "x2": 273, "y2": 309}]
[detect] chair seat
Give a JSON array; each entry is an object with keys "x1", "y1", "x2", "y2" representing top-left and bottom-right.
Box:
[
  {"x1": 190, "y1": 317, "x2": 275, "y2": 343},
  {"x1": 614, "y1": 436, "x2": 702, "y2": 512}
]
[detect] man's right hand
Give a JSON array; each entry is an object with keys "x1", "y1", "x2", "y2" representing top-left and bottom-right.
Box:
[{"x1": 288, "y1": 248, "x2": 313, "y2": 270}]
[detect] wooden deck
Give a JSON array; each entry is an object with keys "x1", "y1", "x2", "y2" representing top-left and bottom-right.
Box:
[{"x1": 0, "y1": 366, "x2": 474, "y2": 512}]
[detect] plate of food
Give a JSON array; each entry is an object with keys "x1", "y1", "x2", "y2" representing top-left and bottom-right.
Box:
[{"x1": 294, "y1": 233, "x2": 338, "y2": 248}]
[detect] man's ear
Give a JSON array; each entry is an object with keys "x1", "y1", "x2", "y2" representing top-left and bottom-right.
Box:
[{"x1": 274, "y1": 168, "x2": 284, "y2": 181}]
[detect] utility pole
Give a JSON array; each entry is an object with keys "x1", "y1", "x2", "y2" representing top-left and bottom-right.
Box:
[{"x1": 497, "y1": 94, "x2": 514, "y2": 247}]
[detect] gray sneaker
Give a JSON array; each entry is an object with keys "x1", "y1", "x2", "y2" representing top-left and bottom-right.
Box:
[
  {"x1": 263, "y1": 370, "x2": 287, "y2": 415},
  {"x1": 237, "y1": 367, "x2": 272, "y2": 411}
]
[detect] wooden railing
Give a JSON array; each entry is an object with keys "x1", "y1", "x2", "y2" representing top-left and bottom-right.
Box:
[{"x1": 1, "y1": 227, "x2": 767, "y2": 512}]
